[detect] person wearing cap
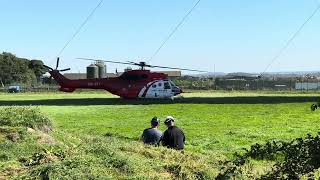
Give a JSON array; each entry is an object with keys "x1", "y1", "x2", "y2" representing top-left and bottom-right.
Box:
[
  {"x1": 141, "y1": 117, "x2": 163, "y2": 146},
  {"x1": 162, "y1": 116, "x2": 185, "y2": 150}
]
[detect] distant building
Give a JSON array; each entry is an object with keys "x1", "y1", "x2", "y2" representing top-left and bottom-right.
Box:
[
  {"x1": 157, "y1": 71, "x2": 182, "y2": 78},
  {"x1": 106, "y1": 73, "x2": 118, "y2": 78},
  {"x1": 64, "y1": 73, "x2": 87, "y2": 80}
]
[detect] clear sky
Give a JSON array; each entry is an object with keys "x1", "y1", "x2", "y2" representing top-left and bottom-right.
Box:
[{"x1": 0, "y1": 0, "x2": 319, "y2": 74}]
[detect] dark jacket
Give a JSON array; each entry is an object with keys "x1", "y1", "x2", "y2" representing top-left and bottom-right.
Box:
[
  {"x1": 141, "y1": 128, "x2": 163, "y2": 145},
  {"x1": 162, "y1": 126, "x2": 185, "y2": 150}
]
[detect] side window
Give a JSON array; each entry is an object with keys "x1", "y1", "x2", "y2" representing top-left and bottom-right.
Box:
[
  {"x1": 152, "y1": 84, "x2": 157, "y2": 88},
  {"x1": 158, "y1": 83, "x2": 162, "y2": 87},
  {"x1": 164, "y1": 82, "x2": 171, "y2": 89}
]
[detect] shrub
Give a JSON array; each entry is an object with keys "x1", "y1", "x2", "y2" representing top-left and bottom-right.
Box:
[
  {"x1": 218, "y1": 133, "x2": 320, "y2": 179},
  {"x1": 0, "y1": 106, "x2": 52, "y2": 130}
]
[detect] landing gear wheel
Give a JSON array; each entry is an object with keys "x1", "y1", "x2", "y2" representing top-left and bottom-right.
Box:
[{"x1": 311, "y1": 103, "x2": 318, "y2": 111}]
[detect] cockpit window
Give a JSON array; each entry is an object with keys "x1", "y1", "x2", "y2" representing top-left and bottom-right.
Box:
[{"x1": 164, "y1": 82, "x2": 171, "y2": 89}]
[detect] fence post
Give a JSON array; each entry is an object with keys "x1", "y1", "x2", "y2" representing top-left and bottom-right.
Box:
[{"x1": 0, "y1": 79, "x2": 4, "y2": 88}]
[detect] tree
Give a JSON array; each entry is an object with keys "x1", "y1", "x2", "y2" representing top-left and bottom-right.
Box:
[
  {"x1": 29, "y1": 60, "x2": 46, "y2": 83},
  {"x1": 0, "y1": 52, "x2": 45, "y2": 86}
]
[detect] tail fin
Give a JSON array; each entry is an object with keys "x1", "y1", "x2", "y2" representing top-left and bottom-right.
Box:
[{"x1": 49, "y1": 70, "x2": 70, "y2": 86}]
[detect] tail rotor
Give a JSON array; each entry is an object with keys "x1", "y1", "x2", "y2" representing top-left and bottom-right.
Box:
[
  {"x1": 44, "y1": 57, "x2": 71, "y2": 72},
  {"x1": 43, "y1": 57, "x2": 71, "y2": 84},
  {"x1": 55, "y1": 57, "x2": 60, "y2": 69}
]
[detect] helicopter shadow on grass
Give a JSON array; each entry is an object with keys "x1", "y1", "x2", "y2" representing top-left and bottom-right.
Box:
[{"x1": 0, "y1": 96, "x2": 319, "y2": 106}]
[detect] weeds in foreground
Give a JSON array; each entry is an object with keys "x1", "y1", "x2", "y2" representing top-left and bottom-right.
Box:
[
  {"x1": 218, "y1": 133, "x2": 320, "y2": 179},
  {"x1": 0, "y1": 106, "x2": 52, "y2": 131},
  {"x1": 3, "y1": 106, "x2": 320, "y2": 179}
]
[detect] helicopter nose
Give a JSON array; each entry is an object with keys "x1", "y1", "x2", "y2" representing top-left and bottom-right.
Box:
[{"x1": 172, "y1": 86, "x2": 182, "y2": 95}]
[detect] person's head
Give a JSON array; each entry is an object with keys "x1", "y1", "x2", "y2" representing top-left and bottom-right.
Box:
[
  {"x1": 164, "y1": 116, "x2": 175, "y2": 127},
  {"x1": 151, "y1": 117, "x2": 160, "y2": 128}
]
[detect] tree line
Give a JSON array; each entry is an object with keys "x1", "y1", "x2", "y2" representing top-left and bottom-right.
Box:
[{"x1": 0, "y1": 52, "x2": 46, "y2": 86}]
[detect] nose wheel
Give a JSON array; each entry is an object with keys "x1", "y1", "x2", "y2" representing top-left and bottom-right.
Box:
[{"x1": 311, "y1": 103, "x2": 320, "y2": 111}]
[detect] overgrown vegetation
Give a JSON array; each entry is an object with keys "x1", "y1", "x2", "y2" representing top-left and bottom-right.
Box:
[
  {"x1": 218, "y1": 133, "x2": 320, "y2": 179},
  {"x1": 6, "y1": 133, "x2": 223, "y2": 179},
  {"x1": 2, "y1": 92, "x2": 320, "y2": 179},
  {"x1": 0, "y1": 106, "x2": 53, "y2": 178},
  {"x1": 0, "y1": 106, "x2": 52, "y2": 131},
  {"x1": 0, "y1": 106, "x2": 222, "y2": 179}
]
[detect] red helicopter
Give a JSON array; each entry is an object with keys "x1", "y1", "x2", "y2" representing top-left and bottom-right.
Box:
[{"x1": 44, "y1": 58, "x2": 207, "y2": 99}]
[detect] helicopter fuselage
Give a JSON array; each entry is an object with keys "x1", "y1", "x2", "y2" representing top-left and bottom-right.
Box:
[{"x1": 49, "y1": 69, "x2": 182, "y2": 99}]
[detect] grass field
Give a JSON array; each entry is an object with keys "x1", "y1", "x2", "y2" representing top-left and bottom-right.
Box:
[
  {"x1": 1, "y1": 91, "x2": 320, "y2": 179},
  {"x1": 1, "y1": 91, "x2": 319, "y2": 154}
]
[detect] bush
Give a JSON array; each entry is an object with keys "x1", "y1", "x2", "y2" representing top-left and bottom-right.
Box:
[
  {"x1": 218, "y1": 133, "x2": 320, "y2": 179},
  {"x1": 0, "y1": 106, "x2": 52, "y2": 130}
]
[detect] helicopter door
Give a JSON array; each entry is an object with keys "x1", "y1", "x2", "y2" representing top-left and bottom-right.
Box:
[
  {"x1": 162, "y1": 81, "x2": 173, "y2": 98},
  {"x1": 153, "y1": 82, "x2": 167, "y2": 98},
  {"x1": 144, "y1": 82, "x2": 163, "y2": 98},
  {"x1": 152, "y1": 83, "x2": 160, "y2": 97}
]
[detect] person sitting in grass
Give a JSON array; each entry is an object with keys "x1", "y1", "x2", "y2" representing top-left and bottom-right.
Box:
[
  {"x1": 162, "y1": 116, "x2": 185, "y2": 150},
  {"x1": 141, "y1": 117, "x2": 163, "y2": 146}
]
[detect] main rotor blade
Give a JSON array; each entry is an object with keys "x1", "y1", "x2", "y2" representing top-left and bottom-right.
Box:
[
  {"x1": 126, "y1": 61, "x2": 137, "y2": 64},
  {"x1": 77, "y1": 58, "x2": 134, "y2": 66},
  {"x1": 148, "y1": 65, "x2": 208, "y2": 73},
  {"x1": 78, "y1": 58, "x2": 208, "y2": 72},
  {"x1": 59, "y1": 68, "x2": 71, "y2": 72},
  {"x1": 43, "y1": 65, "x2": 53, "y2": 71},
  {"x1": 56, "y1": 57, "x2": 60, "y2": 69}
]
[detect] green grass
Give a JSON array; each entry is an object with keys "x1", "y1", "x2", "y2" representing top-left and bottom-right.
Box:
[
  {"x1": 1, "y1": 91, "x2": 320, "y2": 178},
  {"x1": 1, "y1": 91, "x2": 320, "y2": 154},
  {"x1": 0, "y1": 106, "x2": 221, "y2": 179}
]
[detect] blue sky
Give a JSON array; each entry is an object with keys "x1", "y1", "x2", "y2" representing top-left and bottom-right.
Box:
[{"x1": 0, "y1": 0, "x2": 319, "y2": 74}]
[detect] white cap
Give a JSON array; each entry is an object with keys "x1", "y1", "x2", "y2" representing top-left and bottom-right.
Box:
[{"x1": 164, "y1": 116, "x2": 175, "y2": 124}]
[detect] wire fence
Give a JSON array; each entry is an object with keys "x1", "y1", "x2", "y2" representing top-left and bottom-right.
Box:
[{"x1": 214, "y1": 79, "x2": 320, "y2": 91}]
